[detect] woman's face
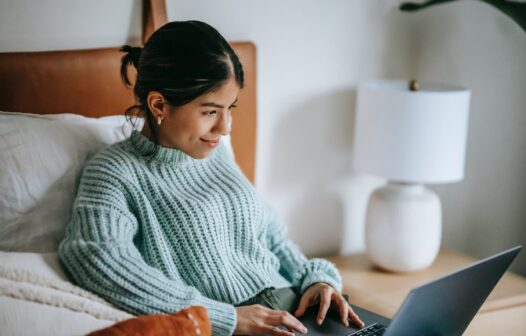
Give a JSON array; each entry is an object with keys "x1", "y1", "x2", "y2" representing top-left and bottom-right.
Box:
[{"x1": 156, "y1": 77, "x2": 240, "y2": 159}]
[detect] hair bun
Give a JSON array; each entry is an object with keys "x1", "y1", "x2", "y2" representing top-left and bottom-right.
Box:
[
  {"x1": 120, "y1": 45, "x2": 142, "y2": 67},
  {"x1": 119, "y1": 45, "x2": 143, "y2": 86}
]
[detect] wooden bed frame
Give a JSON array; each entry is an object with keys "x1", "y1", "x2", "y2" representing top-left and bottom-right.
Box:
[{"x1": 0, "y1": 1, "x2": 257, "y2": 183}]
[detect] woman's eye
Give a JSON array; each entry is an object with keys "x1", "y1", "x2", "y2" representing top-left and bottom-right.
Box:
[{"x1": 203, "y1": 111, "x2": 217, "y2": 117}]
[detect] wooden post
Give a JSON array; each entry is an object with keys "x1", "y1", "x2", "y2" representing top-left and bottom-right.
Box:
[{"x1": 142, "y1": 0, "x2": 168, "y2": 45}]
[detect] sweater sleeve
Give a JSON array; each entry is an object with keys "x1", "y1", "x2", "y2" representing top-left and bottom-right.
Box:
[
  {"x1": 264, "y1": 205, "x2": 343, "y2": 294},
  {"x1": 58, "y1": 168, "x2": 237, "y2": 336}
]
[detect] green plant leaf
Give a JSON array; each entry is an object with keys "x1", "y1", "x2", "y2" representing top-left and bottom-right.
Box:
[
  {"x1": 400, "y1": 0, "x2": 461, "y2": 11},
  {"x1": 399, "y1": 0, "x2": 526, "y2": 32}
]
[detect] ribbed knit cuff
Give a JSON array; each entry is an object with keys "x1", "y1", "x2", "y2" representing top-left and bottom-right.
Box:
[
  {"x1": 298, "y1": 259, "x2": 343, "y2": 294},
  {"x1": 196, "y1": 295, "x2": 237, "y2": 336}
]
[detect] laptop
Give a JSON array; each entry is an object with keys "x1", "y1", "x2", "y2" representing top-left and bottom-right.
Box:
[{"x1": 295, "y1": 245, "x2": 522, "y2": 336}]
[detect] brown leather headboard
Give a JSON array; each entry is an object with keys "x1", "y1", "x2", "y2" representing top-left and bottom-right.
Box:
[{"x1": 0, "y1": 42, "x2": 257, "y2": 184}]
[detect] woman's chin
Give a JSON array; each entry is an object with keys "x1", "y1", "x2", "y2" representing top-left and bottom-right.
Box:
[{"x1": 188, "y1": 149, "x2": 213, "y2": 160}]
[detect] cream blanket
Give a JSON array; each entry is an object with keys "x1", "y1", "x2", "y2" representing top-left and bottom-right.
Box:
[{"x1": 0, "y1": 252, "x2": 133, "y2": 336}]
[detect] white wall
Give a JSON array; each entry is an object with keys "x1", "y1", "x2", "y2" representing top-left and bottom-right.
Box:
[
  {"x1": 407, "y1": 1, "x2": 526, "y2": 275},
  {"x1": 1, "y1": 0, "x2": 524, "y2": 275},
  {"x1": 0, "y1": 0, "x2": 142, "y2": 51}
]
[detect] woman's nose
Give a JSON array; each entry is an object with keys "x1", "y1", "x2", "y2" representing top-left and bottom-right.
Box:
[{"x1": 215, "y1": 112, "x2": 231, "y2": 135}]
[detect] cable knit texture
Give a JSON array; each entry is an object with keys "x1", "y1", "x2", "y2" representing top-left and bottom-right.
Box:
[{"x1": 58, "y1": 130, "x2": 342, "y2": 336}]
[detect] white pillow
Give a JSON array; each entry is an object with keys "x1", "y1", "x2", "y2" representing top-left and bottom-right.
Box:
[
  {"x1": 0, "y1": 112, "x2": 136, "y2": 252},
  {"x1": 0, "y1": 111, "x2": 234, "y2": 252}
]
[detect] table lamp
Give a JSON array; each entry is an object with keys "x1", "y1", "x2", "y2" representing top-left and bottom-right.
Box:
[{"x1": 353, "y1": 79, "x2": 471, "y2": 272}]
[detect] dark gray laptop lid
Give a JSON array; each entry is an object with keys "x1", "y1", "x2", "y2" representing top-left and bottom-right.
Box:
[{"x1": 384, "y1": 246, "x2": 522, "y2": 336}]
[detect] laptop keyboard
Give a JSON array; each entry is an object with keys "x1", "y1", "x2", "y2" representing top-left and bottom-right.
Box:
[{"x1": 348, "y1": 323, "x2": 387, "y2": 336}]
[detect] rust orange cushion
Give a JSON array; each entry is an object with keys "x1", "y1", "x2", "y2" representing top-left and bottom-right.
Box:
[{"x1": 87, "y1": 306, "x2": 211, "y2": 336}]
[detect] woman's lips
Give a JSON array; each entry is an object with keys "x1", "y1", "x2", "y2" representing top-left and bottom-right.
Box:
[{"x1": 200, "y1": 138, "x2": 219, "y2": 148}]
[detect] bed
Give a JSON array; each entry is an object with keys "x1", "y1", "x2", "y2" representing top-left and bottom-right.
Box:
[{"x1": 0, "y1": 1, "x2": 257, "y2": 335}]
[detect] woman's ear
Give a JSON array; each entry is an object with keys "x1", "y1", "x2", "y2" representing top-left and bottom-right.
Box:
[{"x1": 146, "y1": 91, "x2": 166, "y2": 118}]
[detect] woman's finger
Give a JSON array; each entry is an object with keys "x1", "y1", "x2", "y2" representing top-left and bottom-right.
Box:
[
  {"x1": 316, "y1": 288, "x2": 333, "y2": 325},
  {"x1": 335, "y1": 294, "x2": 349, "y2": 327},
  {"x1": 269, "y1": 310, "x2": 308, "y2": 334},
  {"x1": 348, "y1": 306, "x2": 365, "y2": 329},
  {"x1": 259, "y1": 325, "x2": 295, "y2": 336},
  {"x1": 294, "y1": 291, "x2": 312, "y2": 318}
]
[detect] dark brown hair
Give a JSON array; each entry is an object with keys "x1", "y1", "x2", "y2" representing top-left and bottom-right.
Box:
[{"x1": 120, "y1": 20, "x2": 244, "y2": 149}]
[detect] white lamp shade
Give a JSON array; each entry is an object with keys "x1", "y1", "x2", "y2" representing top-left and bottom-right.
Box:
[{"x1": 353, "y1": 80, "x2": 471, "y2": 184}]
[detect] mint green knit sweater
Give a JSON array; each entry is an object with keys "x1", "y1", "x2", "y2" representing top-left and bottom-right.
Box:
[{"x1": 58, "y1": 131, "x2": 342, "y2": 336}]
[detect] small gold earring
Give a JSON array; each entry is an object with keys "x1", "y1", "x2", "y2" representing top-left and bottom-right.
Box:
[{"x1": 157, "y1": 116, "x2": 162, "y2": 126}]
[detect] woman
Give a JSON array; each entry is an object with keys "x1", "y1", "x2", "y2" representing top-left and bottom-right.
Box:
[{"x1": 58, "y1": 20, "x2": 364, "y2": 336}]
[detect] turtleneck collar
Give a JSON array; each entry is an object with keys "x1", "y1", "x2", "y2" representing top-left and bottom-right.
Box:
[{"x1": 129, "y1": 130, "x2": 195, "y2": 166}]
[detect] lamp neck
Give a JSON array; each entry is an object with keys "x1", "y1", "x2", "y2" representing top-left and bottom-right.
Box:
[{"x1": 386, "y1": 181, "x2": 425, "y2": 193}]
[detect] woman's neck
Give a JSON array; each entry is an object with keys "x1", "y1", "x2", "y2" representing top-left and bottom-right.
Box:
[{"x1": 140, "y1": 120, "x2": 156, "y2": 142}]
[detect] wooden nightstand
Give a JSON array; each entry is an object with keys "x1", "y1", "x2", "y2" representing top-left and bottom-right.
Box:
[{"x1": 326, "y1": 250, "x2": 526, "y2": 335}]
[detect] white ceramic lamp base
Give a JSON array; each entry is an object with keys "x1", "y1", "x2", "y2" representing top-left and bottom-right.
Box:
[{"x1": 365, "y1": 182, "x2": 442, "y2": 272}]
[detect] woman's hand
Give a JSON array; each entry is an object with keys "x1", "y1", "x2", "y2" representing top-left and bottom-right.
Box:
[
  {"x1": 234, "y1": 304, "x2": 308, "y2": 336},
  {"x1": 294, "y1": 282, "x2": 365, "y2": 329}
]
